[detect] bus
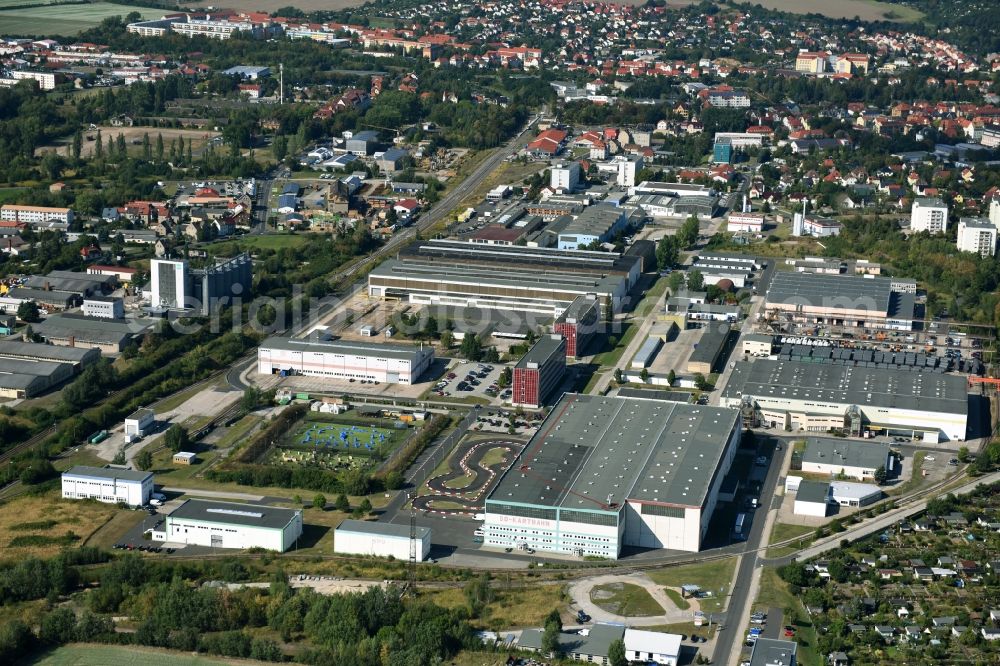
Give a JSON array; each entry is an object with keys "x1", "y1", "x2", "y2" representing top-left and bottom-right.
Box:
[{"x1": 733, "y1": 512, "x2": 747, "y2": 540}]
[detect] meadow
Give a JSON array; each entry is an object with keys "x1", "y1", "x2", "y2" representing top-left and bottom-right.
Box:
[
  {"x1": 0, "y1": 3, "x2": 166, "y2": 36},
  {"x1": 733, "y1": 0, "x2": 923, "y2": 22},
  {"x1": 36, "y1": 643, "x2": 272, "y2": 666},
  {"x1": 0, "y1": 492, "x2": 118, "y2": 560}
]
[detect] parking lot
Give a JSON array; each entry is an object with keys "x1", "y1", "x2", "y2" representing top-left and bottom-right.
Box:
[{"x1": 430, "y1": 361, "x2": 510, "y2": 404}]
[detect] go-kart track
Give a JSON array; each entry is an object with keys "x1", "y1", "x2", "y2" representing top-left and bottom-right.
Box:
[{"x1": 412, "y1": 438, "x2": 523, "y2": 516}]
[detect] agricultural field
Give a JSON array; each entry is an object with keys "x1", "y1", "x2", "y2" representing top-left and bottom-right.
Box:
[
  {"x1": 734, "y1": 0, "x2": 923, "y2": 22},
  {"x1": 0, "y1": 3, "x2": 166, "y2": 37},
  {"x1": 36, "y1": 643, "x2": 273, "y2": 666},
  {"x1": 187, "y1": 0, "x2": 365, "y2": 12},
  {"x1": 0, "y1": 492, "x2": 118, "y2": 560}
]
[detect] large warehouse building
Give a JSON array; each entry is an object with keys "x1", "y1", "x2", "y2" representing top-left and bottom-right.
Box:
[
  {"x1": 61, "y1": 466, "x2": 153, "y2": 507},
  {"x1": 162, "y1": 499, "x2": 302, "y2": 552},
  {"x1": 484, "y1": 393, "x2": 742, "y2": 557},
  {"x1": 333, "y1": 519, "x2": 431, "y2": 561},
  {"x1": 764, "y1": 271, "x2": 915, "y2": 330},
  {"x1": 368, "y1": 239, "x2": 640, "y2": 316},
  {"x1": 258, "y1": 336, "x2": 434, "y2": 384},
  {"x1": 0, "y1": 357, "x2": 75, "y2": 398},
  {"x1": 721, "y1": 359, "x2": 968, "y2": 442}
]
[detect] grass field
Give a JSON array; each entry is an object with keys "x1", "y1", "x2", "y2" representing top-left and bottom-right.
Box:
[
  {"x1": 287, "y1": 420, "x2": 400, "y2": 454},
  {"x1": 648, "y1": 557, "x2": 737, "y2": 614},
  {"x1": 35, "y1": 643, "x2": 273, "y2": 666},
  {"x1": 0, "y1": 4, "x2": 166, "y2": 37},
  {"x1": 754, "y1": 567, "x2": 820, "y2": 665},
  {"x1": 0, "y1": 492, "x2": 118, "y2": 561},
  {"x1": 38, "y1": 125, "x2": 221, "y2": 159},
  {"x1": 733, "y1": 0, "x2": 923, "y2": 21},
  {"x1": 767, "y1": 522, "x2": 816, "y2": 558},
  {"x1": 188, "y1": 0, "x2": 365, "y2": 12},
  {"x1": 422, "y1": 582, "x2": 566, "y2": 629},
  {"x1": 590, "y1": 582, "x2": 665, "y2": 617}
]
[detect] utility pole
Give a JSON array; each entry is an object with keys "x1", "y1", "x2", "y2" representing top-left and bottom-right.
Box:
[
  {"x1": 279, "y1": 63, "x2": 284, "y2": 105},
  {"x1": 408, "y1": 497, "x2": 417, "y2": 595}
]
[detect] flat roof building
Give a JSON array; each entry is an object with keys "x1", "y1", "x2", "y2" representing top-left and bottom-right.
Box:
[
  {"x1": 512, "y1": 334, "x2": 567, "y2": 408},
  {"x1": 0, "y1": 340, "x2": 99, "y2": 369},
  {"x1": 0, "y1": 357, "x2": 74, "y2": 398},
  {"x1": 801, "y1": 437, "x2": 891, "y2": 480},
  {"x1": 793, "y1": 479, "x2": 831, "y2": 517},
  {"x1": 163, "y1": 499, "x2": 302, "y2": 552},
  {"x1": 765, "y1": 271, "x2": 914, "y2": 330},
  {"x1": 484, "y1": 393, "x2": 742, "y2": 557},
  {"x1": 722, "y1": 358, "x2": 968, "y2": 442},
  {"x1": 33, "y1": 314, "x2": 155, "y2": 354},
  {"x1": 333, "y1": 519, "x2": 431, "y2": 561},
  {"x1": 61, "y1": 465, "x2": 153, "y2": 507},
  {"x1": 258, "y1": 336, "x2": 433, "y2": 385},
  {"x1": 554, "y1": 294, "x2": 600, "y2": 358},
  {"x1": 687, "y1": 324, "x2": 733, "y2": 375},
  {"x1": 749, "y1": 638, "x2": 797, "y2": 666},
  {"x1": 957, "y1": 217, "x2": 997, "y2": 257}
]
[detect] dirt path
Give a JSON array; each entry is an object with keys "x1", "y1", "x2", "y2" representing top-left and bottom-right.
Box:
[{"x1": 567, "y1": 572, "x2": 701, "y2": 626}]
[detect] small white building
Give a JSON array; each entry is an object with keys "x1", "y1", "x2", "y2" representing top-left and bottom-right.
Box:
[
  {"x1": 163, "y1": 499, "x2": 303, "y2": 552},
  {"x1": 829, "y1": 481, "x2": 882, "y2": 508},
  {"x1": 81, "y1": 296, "x2": 124, "y2": 319},
  {"x1": 910, "y1": 197, "x2": 948, "y2": 234},
  {"x1": 550, "y1": 162, "x2": 581, "y2": 192},
  {"x1": 624, "y1": 628, "x2": 682, "y2": 666},
  {"x1": 800, "y1": 437, "x2": 891, "y2": 480},
  {"x1": 334, "y1": 519, "x2": 431, "y2": 561},
  {"x1": 727, "y1": 212, "x2": 765, "y2": 233},
  {"x1": 742, "y1": 334, "x2": 774, "y2": 357},
  {"x1": 124, "y1": 408, "x2": 155, "y2": 437},
  {"x1": 957, "y1": 217, "x2": 997, "y2": 257},
  {"x1": 793, "y1": 480, "x2": 830, "y2": 517},
  {"x1": 172, "y1": 451, "x2": 197, "y2": 465},
  {"x1": 61, "y1": 465, "x2": 153, "y2": 507}
]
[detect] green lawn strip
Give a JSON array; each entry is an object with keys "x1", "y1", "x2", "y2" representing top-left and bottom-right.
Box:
[
  {"x1": 647, "y1": 557, "x2": 737, "y2": 614},
  {"x1": 754, "y1": 567, "x2": 820, "y2": 666},
  {"x1": 663, "y1": 587, "x2": 691, "y2": 611}
]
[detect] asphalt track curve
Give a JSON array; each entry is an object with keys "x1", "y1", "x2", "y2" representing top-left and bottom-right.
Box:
[{"x1": 412, "y1": 439, "x2": 522, "y2": 514}]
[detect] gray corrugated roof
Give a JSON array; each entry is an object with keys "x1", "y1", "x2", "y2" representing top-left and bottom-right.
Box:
[
  {"x1": 335, "y1": 519, "x2": 429, "y2": 540},
  {"x1": 488, "y1": 393, "x2": 739, "y2": 510},
  {"x1": 260, "y1": 336, "x2": 431, "y2": 363},
  {"x1": 722, "y1": 358, "x2": 967, "y2": 414},
  {"x1": 766, "y1": 271, "x2": 893, "y2": 315},
  {"x1": 0, "y1": 340, "x2": 96, "y2": 363},
  {"x1": 168, "y1": 499, "x2": 300, "y2": 530},
  {"x1": 802, "y1": 437, "x2": 889, "y2": 471},
  {"x1": 63, "y1": 465, "x2": 153, "y2": 483}
]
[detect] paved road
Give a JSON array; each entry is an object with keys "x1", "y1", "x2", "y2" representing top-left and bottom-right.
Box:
[{"x1": 591, "y1": 283, "x2": 671, "y2": 395}]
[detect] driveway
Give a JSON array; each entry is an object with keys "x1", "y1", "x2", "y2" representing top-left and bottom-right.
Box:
[{"x1": 567, "y1": 572, "x2": 700, "y2": 626}]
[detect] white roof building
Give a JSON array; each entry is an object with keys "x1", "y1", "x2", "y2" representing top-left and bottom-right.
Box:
[
  {"x1": 624, "y1": 628, "x2": 682, "y2": 666},
  {"x1": 829, "y1": 481, "x2": 882, "y2": 507}
]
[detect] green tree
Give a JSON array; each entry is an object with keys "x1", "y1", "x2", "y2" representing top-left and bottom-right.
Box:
[
  {"x1": 687, "y1": 270, "x2": 705, "y2": 292},
  {"x1": 359, "y1": 497, "x2": 373, "y2": 515},
  {"x1": 241, "y1": 387, "x2": 262, "y2": 413},
  {"x1": 667, "y1": 369, "x2": 676, "y2": 386},
  {"x1": 656, "y1": 234, "x2": 679, "y2": 270},
  {"x1": 542, "y1": 610, "x2": 562, "y2": 656},
  {"x1": 873, "y1": 464, "x2": 887, "y2": 485},
  {"x1": 614, "y1": 367, "x2": 624, "y2": 384},
  {"x1": 667, "y1": 271, "x2": 685, "y2": 294},
  {"x1": 460, "y1": 333, "x2": 483, "y2": 362},
  {"x1": 313, "y1": 493, "x2": 327, "y2": 510},
  {"x1": 694, "y1": 373, "x2": 711, "y2": 391},
  {"x1": 16, "y1": 301, "x2": 40, "y2": 323},
  {"x1": 608, "y1": 639, "x2": 626, "y2": 666},
  {"x1": 957, "y1": 446, "x2": 970, "y2": 463},
  {"x1": 639, "y1": 368, "x2": 649, "y2": 383},
  {"x1": 164, "y1": 424, "x2": 189, "y2": 453},
  {"x1": 135, "y1": 449, "x2": 153, "y2": 471},
  {"x1": 335, "y1": 493, "x2": 350, "y2": 512},
  {"x1": 272, "y1": 134, "x2": 287, "y2": 161},
  {"x1": 678, "y1": 215, "x2": 700, "y2": 247},
  {"x1": 439, "y1": 329, "x2": 454, "y2": 349}
]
